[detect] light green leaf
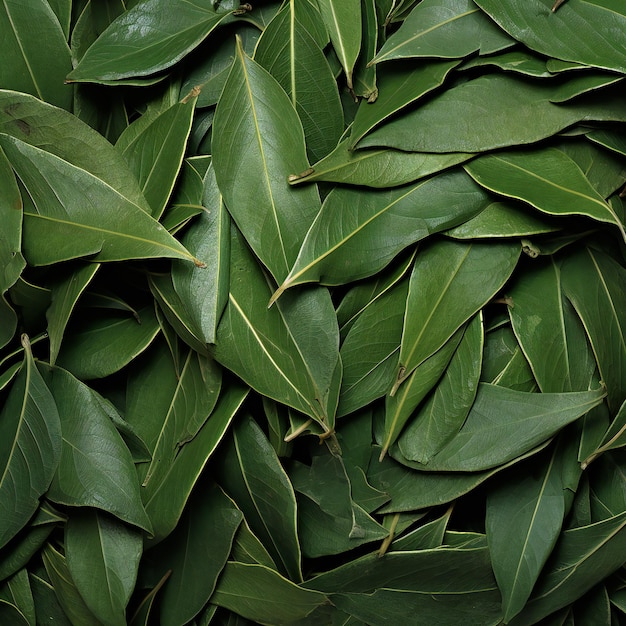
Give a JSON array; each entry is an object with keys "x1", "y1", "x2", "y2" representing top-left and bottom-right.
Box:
[
  {"x1": 0, "y1": 137, "x2": 202, "y2": 267},
  {"x1": 464, "y1": 148, "x2": 626, "y2": 241},
  {"x1": 67, "y1": 0, "x2": 235, "y2": 82},
  {"x1": 41, "y1": 365, "x2": 152, "y2": 532},
  {"x1": 212, "y1": 37, "x2": 320, "y2": 284},
  {"x1": 408, "y1": 383, "x2": 605, "y2": 472},
  {"x1": 65, "y1": 510, "x2": 142, "y2": 626},
  {"x1": 211, "y1": 562, "x2": 327, "y2": 625},
  {"x1": 275, "y1": 170, "x2": 491, "y2": 296},
  {"x1": 214, "y1": 228, "x2": 341, "y2": 432},
  {"x1": 372, "y1": 0, "x2": 514, "y2": 64},
  {"x1": 0, "y1": 336, "x2": 61, "y2": 550},
  {"x1": 395, "y1": 239, "x2": 519, "y2": 392},
  {"x1": 475, "y1": 0, "x2": 626, "y2": 74},
  {"x1": 0, "y1": 0, "x2": 72, "y2": 110},
  {"x1": 216, "y1": 416, "x2": 302, "y2": 582},
  {"x1": 316, "y1": 0, "x2": 361, "y2": 90}
]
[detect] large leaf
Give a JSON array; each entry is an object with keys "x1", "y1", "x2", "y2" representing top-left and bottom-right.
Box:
[
  {"x1": 65, "y1": 510, "x2": 142, "y2": 626},
  {"x1": 394, "y1": 238, "x2": 519, "y2": 392},
  {"x1": 212, "y1": 38, "x2": 321, "y2": 284},
  {"x1": 0, "y1": 137, "x2": 201, "y2": 267},
  {"x1": 67, "y1": 0, "x2": 235, "y2": 82},
  {"x1": 475, "y1": 0, "x2": 626, "y2": 74},
  {"x1": 357, "y1": 74, "x2": 626, "y2": 153},
  {"x1": 372, "y1": 0, "x2": 514, "y2": 63},
  {"x1": 274, "y1": 169, "x2": 491, "y2": 296},
  {"x1": 214, "y1": 228, "x2": 341, "y2": 432},
  {"x1": 0, "y1": 336, "x2": 61, "y2": 550},
  {"x1": 216, "y1": 416, "x2": 302, "y2": 582},
  {"x1": 406, "y1": 383, "x2": 605, "y2": 472},
  {"x1": 41, "y1": 365, "x2": 152, "y2": 532},
  {"x1": 464, "y1": 148, "x2": 626, "y2": 241},
  {"x1": 0, "y1": 0, "x2": 72, "y2": 110}
]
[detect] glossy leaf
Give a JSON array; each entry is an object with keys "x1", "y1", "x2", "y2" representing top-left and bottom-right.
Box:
[
  {"x1": 0, "y1": 137, "x2": 202, "y2": 267},
  {"x1": 212, "y1": 38, "x2": 320, "y2": 284},
  {"x1": 395, "y1": 239, "x2": 519, "y2": 391},
  {"x1": 65, "y1": 510, "x2": 142, "y2": 626},
  {"x1": 372, "y1": 0, "x2": 514, "y2": 63},
  {"x1": 464, "y1": 148, "x2": 626, "y2": 240},
  {"x1": 214, "y1": 228, "x2": 341, "y2": 432},
  {"x1": 216, "y1": 416, "x2": 302, "y2": 582},
  {"x1": 68, "y1": 0, "x2": 235, "y2": 82},
  {"x1": 275, "y1": 169, "x2": 491, "y2": 295},
  {"x1": 475, "y1": 0, "x2": 626, "y2": 74},
  {"x1": 41, "y1": 364, "x2": 152, "y2": 532},
  {"x1": 407, "y1": 382, "x2": 605, "y2": 472},
  {"x1": 0, "y1": 336, "x2": 61, "y2": 550}
]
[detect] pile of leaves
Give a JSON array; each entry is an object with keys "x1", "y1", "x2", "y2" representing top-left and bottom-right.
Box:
[{"x1": 1, "y1": 0, "x2": 626, "y2": 624}]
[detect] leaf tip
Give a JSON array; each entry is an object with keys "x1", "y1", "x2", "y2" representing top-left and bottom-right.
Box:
[{"x1": 268, "y1": 283, "x2": 287, "y2": 308}]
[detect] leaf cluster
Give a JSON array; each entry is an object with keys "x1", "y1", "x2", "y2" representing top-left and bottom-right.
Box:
[{"x1": 0, "y1": 0, "x2": 626, "y2": 624}]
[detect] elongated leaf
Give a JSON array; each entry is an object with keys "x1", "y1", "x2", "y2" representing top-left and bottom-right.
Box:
[
  {"x1": 0, "y1": 336, "x2": 61, "y2": 549},
  {"x1": 464, "y1": 148, "x2": 626, "y2": 240},
  {"x1": 156, "y1": 486, "x2": 242, "y2": 626},
  {"x1": 408, "y1": 383, "x2": 605, "y2": 472},
  {"x1": 116, "y1": 95, "x2": 197, "y2": 219},
  {"x1": 0, "y1": 137, "x2": 201, "y2": 267},
  {"x1": 0, "y1": 569, "x2": 35, "y2": 626},
  {"x1": 275, "y1": 169, "x2": 491, "y2": 296},
  {"x1": 562, "y1": 246, "x2": 626, "y2": 413},
  {"x1": 372, "y1": 0, "x2": 514, "y2": 63},
  {"x1": 211, "y1": 562, "x2": 326, "y2": 624},
  {"x1": 353, "y1": 0, "x2": 378, "y2": 100},
  {"x1": 460, "y1": 50, "x2": 551, "y2": 78},
  {"x1": 486, "y1": 447, "x2": 567, "y2": 622},
  {"x1": 398, "y1": 312, "x2": 483, "y2": 463},
  {"x1": 316, "y1": 0, "x2": 361, "y2": 90},
  {"x1": 254, "y1": 0, "x2": 344, "y2": 163},
  {"x1": 212, "y1": 38, "x2": 320, "y2": 284},
  {"x1": 65, "y1": 510, "x2": 142, "y2": 626},
  {"x1": 214, "y1": 228, "x2": 341, "y2": 431},
  {"x1": 41, "y1": 365, "x2": 152, "y2": 532},
  {"x1": 583, "y1": 401, "x2": 626, "y2": 468},
  {"x1": 67, "y1": 1, "x2": 235, "y2": 82},
  {"x1": 216, "y1": 416, "x2": 302, "y2": 582},
  {"x1": 475, "y1": 0, "x2": 626, "y2": 74},
  {"x1": 509, "y1": 511, "x2": 626, "y2": 626},
  {"x1": 0, "y1": 0, "x2": 72, "y2": 110},
  {"x1": 357, "y1": 74, "x2": 626, "y2": 153},
  {"x1": 395, "y1": 239, "x2": 519, "y2": 391}
]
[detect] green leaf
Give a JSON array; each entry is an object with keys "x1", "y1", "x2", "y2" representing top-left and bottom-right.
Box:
[
  {"x1": 211, "y1": 562, "x2": 327, "y2": 625},
  {"x1": 486, "y1": 446, "x2": 568, "y2": 622},
  {"x1": 459, "y1": 50, "x2": 551, "y2": 78},
  {"x1": 464, "y1": 148, "x2": 626, "y2": 241},
  {"x1": 116, "y1": 95, "x2": 198, "y2": 219},
  {"x1": 352, "y1": 0, "x2": 378, "y2": 101},
  {"x1": 583, "y1": 400, "x2": 626, "y2": 468},
  {"x1": 475, "y1": 0, "x2": 626, "y2": 74},
  {"x1": 372, "y1": 0, "x2": 514, "y2": 64},
  {"x1": 56, "y1": 306, "x2": 160, "y2": 380},
  {"x1": 0, "y1": 568, "x2": 35, "y2": 626},
  {"x1": 562, "y1": 246, "x2": 626, "y2": 413},
  {"x1": 0, "y1": 137, "x2": 202, "y2": 267},
  {"x1": 316, "y1": 0, "x2": 361, "y2": 90},
  {"x1": 275, "y1": 170, "x2": 491, "y2": 295},
  {"x1": 254, "y1": 0, "x2": 344, "y2": 163},
  {"x1": 0, "y1": 0, "x2": 72, "y2": 110},
  {"x1": 156, "y1": 485, "x2": 242, "y2": 626},
  {"x1": 65, "y1": 510, "x2": 142, "y2": 626},
  {"x1": 357, "y1": 74, "x2": 626, "y2": 153},
  {"x1": 41, "y1": 364, "x2": 152, "y2": 532},
  {"x1": 214, "y1": 228, "x2": 341, "y2": 432},
  {"x1": 397, "y1": 312, "x2": 483, "y2": 464},
  {"x1": 141, "y1": 382, "x2": 249, "y2": 543},
  {"x1": 0, "y1": 336, "x2": 61, "y2": 550},
  {"x1": 212, "y1": 37, "x2": 320, "y2": 284},
  {"x1": 394, "y1": 239, "x2": 519, "y2": 392},
  {"x1": 408, "y1": 383, "x2": 605, "y2": 472},
  {"x1": 216, "y1": 416, "x2": 302, "y2": 582},
  {"x1": 67, "y1": 0, "x2": 235, "y2": 82}
]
